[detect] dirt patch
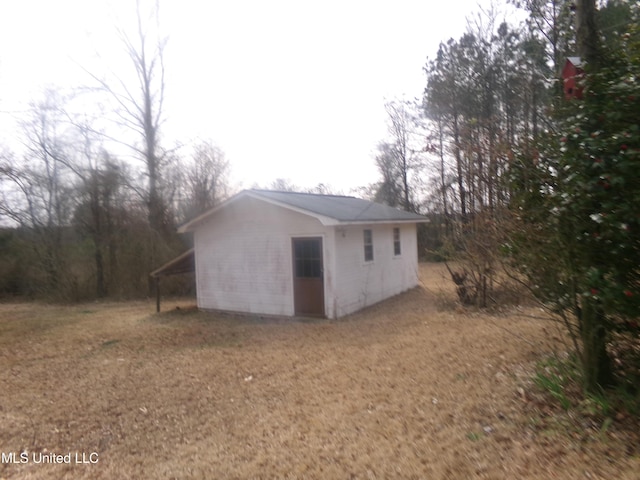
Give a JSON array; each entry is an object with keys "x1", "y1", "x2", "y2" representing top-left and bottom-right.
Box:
[{"x1": 0, "y1": 264, "x2": 638, "y2": 479}]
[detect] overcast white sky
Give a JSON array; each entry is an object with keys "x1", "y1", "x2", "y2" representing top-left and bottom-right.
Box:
[{"x1": 0, "y1": 0, "x2": 522, "y2": 193}]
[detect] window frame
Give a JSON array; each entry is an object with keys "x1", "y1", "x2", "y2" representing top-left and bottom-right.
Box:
[
  {"x1": 393, "y1": 227, "x2": 401, "y2": 256},
  {"x1": 363, "y1": 229, "x2": 374, "y2": 262},
  {"x1": 293, "y1": 237, "x2": 323, "y2": 278}
]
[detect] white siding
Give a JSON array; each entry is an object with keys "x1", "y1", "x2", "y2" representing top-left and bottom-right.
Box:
[
  {"x1": 192, "y1": 195, "x2": 420, "y2": 319},
  {"x1": 332, "y1": 223, "x2": 419, "y2": 317},
  {"x1": 194, "y1": 196, "x2": 333, "y2": 316}
]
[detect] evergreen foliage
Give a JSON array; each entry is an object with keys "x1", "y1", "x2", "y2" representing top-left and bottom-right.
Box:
[{"x1": 509, "y1": 6, "x2": 640, "y2": 392}]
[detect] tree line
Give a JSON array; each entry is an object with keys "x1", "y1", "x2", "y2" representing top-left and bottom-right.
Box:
[
  {"x1": 368, "y1": 0, "x2": 639, "y2": 395},
  {"x1": 0, "y1": 3, "x2": 229, "y2": 300}
]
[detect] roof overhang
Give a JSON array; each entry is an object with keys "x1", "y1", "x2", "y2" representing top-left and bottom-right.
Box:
[
  {"x1": 326, "y1": 218, "x2": 430, "y2": 226},
  {"x1": 178, "y1": 191, "x2": 271, "y2": 232},
  {"x1": 178, "y1": 190, "x2": 338, "y2": 232},
  {"x1": 150, "y1": 248, "x2": 195, "y2": 277}
]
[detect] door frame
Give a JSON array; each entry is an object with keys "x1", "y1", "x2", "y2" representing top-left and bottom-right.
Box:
[{"x1": 291, "y1": 236, "x2": 325, "y2": 317}]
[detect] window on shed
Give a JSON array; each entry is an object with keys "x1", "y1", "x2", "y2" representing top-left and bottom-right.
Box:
[
  {"x1": 363, "y1": 229, "x2": 373, "y2": 262},
  {"x1": 393, "y1": 227, "x2": 401, "y2": 256},
  {"x1": 294, "y1": 238, "x2": 322, "y2": 277}
]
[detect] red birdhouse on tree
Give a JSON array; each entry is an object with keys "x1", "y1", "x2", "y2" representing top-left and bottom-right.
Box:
[{"x1": 562, "y1": 57, "x2": 584, "y2": 100}]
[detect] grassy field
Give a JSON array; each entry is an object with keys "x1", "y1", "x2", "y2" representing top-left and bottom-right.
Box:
[{"x1": 0, "y1": 263, "x2": 639, "y2": 479}]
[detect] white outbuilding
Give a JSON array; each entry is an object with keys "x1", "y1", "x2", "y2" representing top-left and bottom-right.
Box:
[{"x1": 175, "y1": 189, "x2": 428, "y2": 319}]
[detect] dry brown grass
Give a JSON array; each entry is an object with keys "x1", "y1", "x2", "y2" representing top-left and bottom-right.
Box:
[{"x1": 1, "y1": 263, "x2": 639, "y2": 479}]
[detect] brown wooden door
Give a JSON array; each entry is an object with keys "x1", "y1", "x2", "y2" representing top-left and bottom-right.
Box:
[{"x1": 292, "y1": 237, "x2": 325, "y2": 316}]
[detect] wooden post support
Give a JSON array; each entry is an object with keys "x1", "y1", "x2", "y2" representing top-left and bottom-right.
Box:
[{"x1": 156, "y1": 276, "x2": 161, "y2": 313}]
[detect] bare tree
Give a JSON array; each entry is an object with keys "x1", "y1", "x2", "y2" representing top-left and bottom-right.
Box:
[
  {"x1": 383, "y1": 100, "x2": 424, "y2": 212},
  {"x1": 74, "y1": 0, "x2": 180, "y2": 296},
  {"x1": 70, "y1": 118, "x2": 126, "y2": 297},
  {"x1": 86, "y1": 0, "x2": 170, "y2": 236},
  {"x1": 371, "y1": 100, "x2": 424, "y2": 212},
  {"x1": 0, "y1": 91, "x2": 75, "y2": 292},
  {"x1": 373, "y1": 142, "x2": 404, "y2": 208},
  {"x1": 267, "y1": 178, "x2": 299, "y2": 192},
  {"x1": 177, "y1": 141, "x2": 230, "y2": 221}
]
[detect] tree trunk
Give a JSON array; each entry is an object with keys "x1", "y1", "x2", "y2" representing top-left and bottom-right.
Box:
[
  {"x1": 437, "y1": 116, "x2": 450, "y2": 227},
  {"x1": 575, "y1": 0, "x2": 600, "y2": 65},
  {"x1": 574, "y1": 0, "x2": 611, "y2": 394},
  {"x1": 580, "y1": 298, "x2": 615, "y2": 392},
  {"x1": 95, "y1": 247, "x2": 106, "y2": 298},
  {"x1": 453, "y1": 115, "x2": 466, "y2": 219}
]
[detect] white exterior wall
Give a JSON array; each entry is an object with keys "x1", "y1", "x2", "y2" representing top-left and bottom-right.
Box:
[
  {"x1": 193, "y1": 197, "x2": 335, "y2": 317},
  {"x1": 192, "y1": 195, "x2": 419, "y2": 319},
  {"x1": 332, "y1": 223, "x2": 419, "y2": 318}
]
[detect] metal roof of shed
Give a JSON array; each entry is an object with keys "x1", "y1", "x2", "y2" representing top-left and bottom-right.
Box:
[
  {"x1": 178, "y1": 189, "x2": 428, "y2": 232},
  {"x1": 251, "y1": 190, "x2": 427, "y2": 223}
]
